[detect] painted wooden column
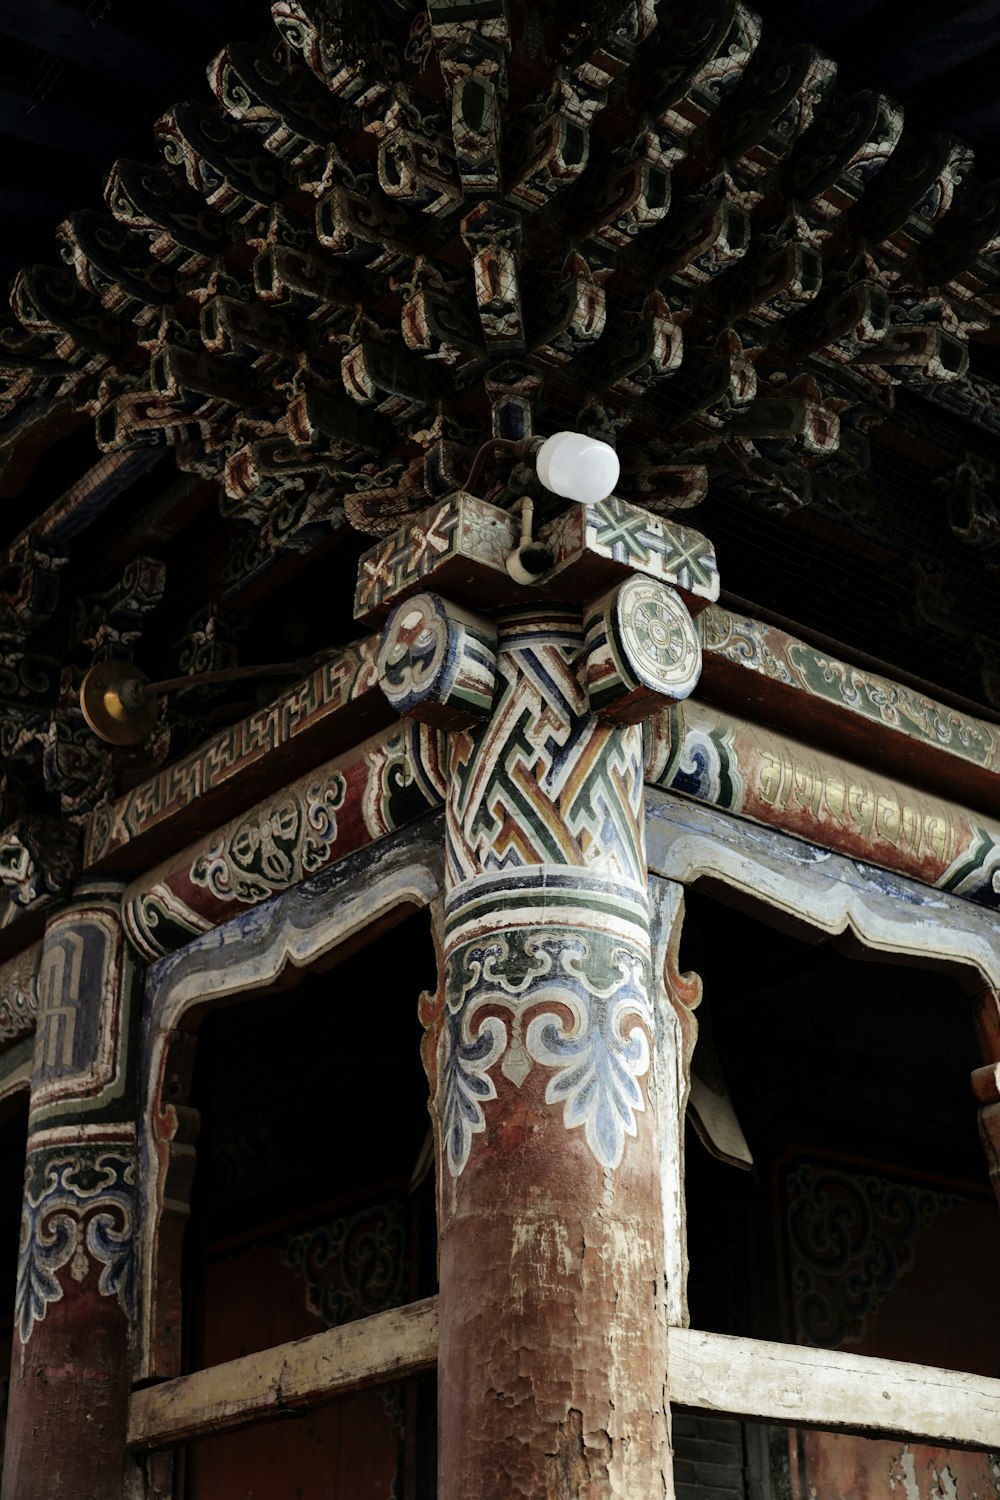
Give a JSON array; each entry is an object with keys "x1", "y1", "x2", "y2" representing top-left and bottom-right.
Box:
[
  {"x1": 2, "y1": 878, "x2": 138, "y2": 1500},
  {"x1": 408, "y1": 602, "x2": 676, "y2": 1498}
]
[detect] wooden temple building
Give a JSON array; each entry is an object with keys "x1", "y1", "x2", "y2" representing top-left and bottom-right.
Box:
[{"x1": 4, "y1": 0, "x2": 1000, "y2": 1495}]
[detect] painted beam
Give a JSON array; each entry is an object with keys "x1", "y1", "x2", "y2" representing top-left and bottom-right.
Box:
[
  {"x1": 698, "y1": 606, "x2": 1000, "y2": 819},
  {"x1": 83, "y1": 599, "x2": 1000, "y2": 883},
  {"x1": 83, "y1": 636, "x2": 392, "y2": 873},
  {"x1": 127, "y1": 1298, "x2": 439, "y2": 1452},
  {"x1": 668, "y1": 1327, "x2": 1000, "y2": 1449},
  {"x1": 647, "y1": 698, "x2": 1000, "y2": 910},
  {"x1": 119, "y1": 720, "x2": 445, "y2": 959}
]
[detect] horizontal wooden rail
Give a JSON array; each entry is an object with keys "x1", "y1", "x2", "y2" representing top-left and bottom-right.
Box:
[
  {"x1": 668, "y1": 1328, "x2": 1000, "y2": 1449},
  {"x1": 127, "y1": 1296, "x2": 438, "y2": 1452},
  {"x1": 129, "y1": 1309, "x2": 1000, "y2": 1454}
]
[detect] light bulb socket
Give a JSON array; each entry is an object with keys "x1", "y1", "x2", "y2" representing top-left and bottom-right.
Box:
[{"x1": 505, "y1": 541, "x2": 553, "y2": 585}]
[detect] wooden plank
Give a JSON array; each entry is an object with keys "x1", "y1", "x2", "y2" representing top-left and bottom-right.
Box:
[
  {"x1": 131, "y1": 1309, "x2": 1000, "y2": 1455},
  {"x1": 668, "y1": 1328, "x2": 1000, "y2": 1449},
  {"x1": 128, "y1": 1297, "x2": 439, "y2": 1452}
]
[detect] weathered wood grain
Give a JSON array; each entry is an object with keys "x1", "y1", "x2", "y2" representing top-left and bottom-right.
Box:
[
  {"x1": 668, "y1": 1327, "x2": 1000, "y2": 1448},
  {"x1": 127, "y1": 1297, "x2": 439, "y2": 1452},
  {"x1": 130, "y1": 1310, "x2": 1000, "y2": 1454}
]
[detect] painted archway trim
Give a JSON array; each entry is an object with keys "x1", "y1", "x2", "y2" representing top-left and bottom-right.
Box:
[
  {"x1": 137, "y1": 815, "x2": 444, "y2": 1381},
  {"x1": 646, "y1": 787, "x2": 1000, "y2": 993}
]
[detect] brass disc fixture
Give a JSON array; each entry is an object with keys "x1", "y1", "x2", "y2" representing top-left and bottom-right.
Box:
[
  {"x1": 79, "y1": 661, "x2": 159, "y2": 747},
  {"x1": 80, "y1": 655, "x2": 328, "y2": 746}
]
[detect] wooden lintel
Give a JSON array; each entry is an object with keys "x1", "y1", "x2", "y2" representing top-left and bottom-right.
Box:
[
  {"x1": 129, "y1": 1306, "x2": 1000, "y2": 1456},
  {"x1": 82, "y1": 635, "x2": 390, "y2": 873},
  {"x1": 667, "y1": 1327, "x2": 1000, "y2": 1449},
  {"x1": 127, "y1": 1298, "x2": 439, "y2": 1452}
]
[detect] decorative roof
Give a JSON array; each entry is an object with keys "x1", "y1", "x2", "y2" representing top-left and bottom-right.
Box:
[{"x1": 3, "y1": 0, "x2": 1000, "y2": 929}]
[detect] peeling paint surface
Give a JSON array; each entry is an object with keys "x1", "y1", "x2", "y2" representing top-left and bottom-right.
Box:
[
  {"x1": 431, "y1": 609, "x2": 670, "y2": 1499},
  {"x1": 803, "y1": 1435, "x2": 1000, "y2": 1500},
  {"x1": 437, "y1": 1073, "x2": 670, "y2": 1498}
]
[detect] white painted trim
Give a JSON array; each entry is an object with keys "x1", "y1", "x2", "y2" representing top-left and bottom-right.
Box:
[
  {"x1": 128, "y1": 1297, "x2": 438, "y2": 1452},
  {"x1": 646, "y1": 788, "x2": 1000, "y2": 993},
  {"x1": 668, "y1": 1326, "x2": 1000, "y2": 1448}
]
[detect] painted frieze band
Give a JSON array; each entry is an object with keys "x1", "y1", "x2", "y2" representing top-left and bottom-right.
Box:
[
  {"x1": 122, "y1": 720, "x2": 448, "y2": 959},
  {"x1": 75, "y1": 599, "x2": 1000, "y2": 903},
  {"x1": 699, "y1": 604, "x2": 1000, "y2": 816},
  {"x1": 647, "y1": 697, "x2": 1000, "y2": 908},
  {"x1": 123, "y1": 668, "x2": 1000, "y2": 964},
  {"x1": 84, "y1": 635, "x2": 387, "y2": 872}
]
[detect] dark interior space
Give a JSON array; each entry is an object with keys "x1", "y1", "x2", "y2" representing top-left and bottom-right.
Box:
[
  {"x1": 675, "y1": 886, "x2": 1000, "y2": 1500},
  {"x1": 177, "y1": 911, "x2": 438, "y2": 1498}
]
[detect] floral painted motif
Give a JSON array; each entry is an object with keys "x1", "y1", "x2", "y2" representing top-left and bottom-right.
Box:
[
  {"x1": 281, "y1": 1198, "x2": 409, "y2": 1327},
  {"x1": 191, "y1": 772, "x2": 347, "y2": 902},
  {"x1": 784, "y1": 1161, "x2": 962, "y2": 1349},
  {"x1": 441, "y1": 924, "x2": 653, "y2": 1175},
  {"x1": 16, "y1": 1148, "x2": 137, "y2": 1344}
]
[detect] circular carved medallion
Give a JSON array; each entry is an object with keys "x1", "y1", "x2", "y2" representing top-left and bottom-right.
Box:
[
  {"x1": 377, "y1": 593, "x2": 449, "y2": 711},
  {"x1": 616, "y1": 576, "x2": 701, "y2": 698}
]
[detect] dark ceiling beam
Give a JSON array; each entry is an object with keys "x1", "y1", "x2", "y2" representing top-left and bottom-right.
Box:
[
  {"x1": 947, "y1": 99, "x2": 1000, "y2": 148},
  {"x1": 0, "y1": 0, "x2": 188, "y2": 87},
  {"x1": 830, "y1": 0, "x2": 998, "y2": 85},
  {"x1": 0, "y1": 187, "x2": 65, "y2": 223},
  {"x1": 769, "y1": 0, "x2": 883, "y2": 44},
  {"x1": 0, "y1": 86, "x2": 109, "y2": 159},
  {"x1": 902, "y1": 39, "x2": 1000, "y2": 118},
  {"x1": 885, "y1": 0, "x2": 1000, "y2": 92},
  {"x1": 0, "y1": 132, "x2": 98, "y2": 198},
  {"x1": 131, "y1": 0, "x2": 238, "y2": 40}
]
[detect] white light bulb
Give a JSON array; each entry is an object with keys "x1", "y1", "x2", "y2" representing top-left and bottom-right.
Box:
[{"x1": 534, "y1": 431, "x2": 620, "y2": 504}]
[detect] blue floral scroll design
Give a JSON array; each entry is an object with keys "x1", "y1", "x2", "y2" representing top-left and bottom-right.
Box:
[
  {"x1": 16, "y1": 1151, "x2": 137, "y2": 1344},
  {"x1": 439, "y1": 1005, "x2": 507, "y2": 1177},
  {"x1": 785, "y1": 1164, "x2": 962, "y2": 1348},
  {"x1": 442, "y1": 930, "x2": 654, "y2": 1175},
  {"x1": 525, "y1": 946, "x2": 652, "y2": 1171}
]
